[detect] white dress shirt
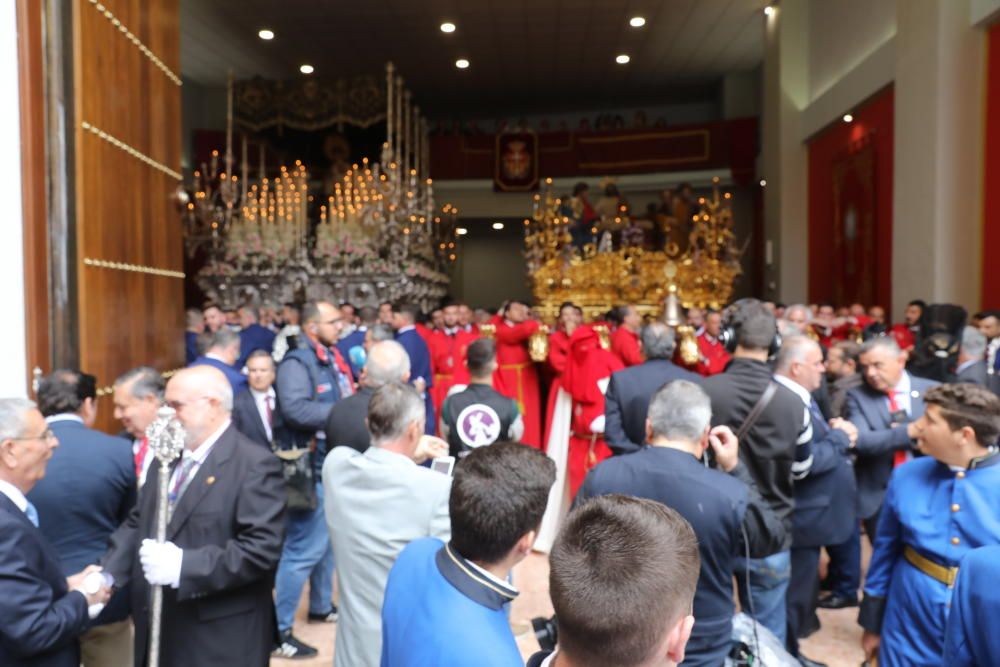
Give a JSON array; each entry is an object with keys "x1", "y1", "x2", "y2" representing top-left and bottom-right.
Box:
[
  {"x1": 889, "y1": 372, "x2": 914, "y2": 415},
  {"x1": 0, "y1": 478, "x2": 29, "y2": 515},
  {"x1": 45, "y1": 413, "x2": 84, "y2": 426},
  {"x1": 250, "y1": 387, "x2": 276, "y2": 442}
]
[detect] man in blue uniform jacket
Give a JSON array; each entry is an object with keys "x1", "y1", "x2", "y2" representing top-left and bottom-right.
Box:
[
  {"x1": 238, "y1": 306, "x2": 277, "y2": 369},
  {"x1": 0, "y1": 398, "x2": 112, "y2": 667},
  {"x1": 380, "y1": 442, "x2": 555, "y2": 666},
  {"x1": 858, "y1": 383, "x2": 1000, "y2": 667},
  {"x1": 943, "y1": 545, "x2": 1000, "y2": 666},
  {"x1": 393, "y1": 302, "x2": 435, "y2": 434},
  {"x1": 772, "y1": 337, "x2": 858, "y2": 665},
  {"x1": 189, "y1": 327, "x2": 248, "y2": 394}
]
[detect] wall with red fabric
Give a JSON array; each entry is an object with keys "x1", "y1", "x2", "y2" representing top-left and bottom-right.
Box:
[
  {"x1": 807, "y1": 85, "x2": 894, "y2": 311},
  {"x1": 982, "y1": 23, "x2": 1000, "y2": 310}
]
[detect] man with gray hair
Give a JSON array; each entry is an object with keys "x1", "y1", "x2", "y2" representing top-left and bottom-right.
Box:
[
  {"x1": 323, "y1": 382, "x2": 451, "y2": 667},
  {"x1": 102, "y1": 365, "x2": 285, "y2": 667},
  {"x1": 324, "y1": 340, "x2": 412, "y2": 453},
  {"x1": 578, "y1": 380, "x2": 783, "y2": 667},
  {"x1": 113, "y1": 366, "x2": 166, "y2": 487},
  {"x1": 0, "y1": 397, "x2": 113, "y2": 667},
  {"x1": 603, "y1": 321, "x2": 700, "y2": 455},
  {"x1": 955, "y1": 325, "x2": 990, "y2": 387}
]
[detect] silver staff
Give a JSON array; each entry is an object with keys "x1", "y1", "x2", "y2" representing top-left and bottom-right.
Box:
[{"x1": 144, "y1": 406, "x2": 186, "y2": 667}]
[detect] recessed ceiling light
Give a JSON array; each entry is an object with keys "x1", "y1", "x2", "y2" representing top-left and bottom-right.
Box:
[
  {"x1": 759, "y1": 179, "x2": 767, "y2": 187},
  {"x1": 615, "y1": 54, "x2": 630, "y2": 65},
  {"x1": 492, "y1": 222, "x2": 505, "y2": 230},
  {"x1": 440, "y1": 22, "x2": 456, "y2": 33},
  {"x1": 843, "y1": 113, "x2": 854, "y2": 123},
  {"x1": 764, "y1": 6, "x2": 775, "y2": 16},
  {"x1": 258, "y1": 29, "x2": 275, "y2": 40},
  {"x1": 629, "y1": 16, "x2": 646, "y2": 27},
  {"x1": 455, "y1": 58, "x2": 470, "y2": 69},
  {"x1": 457, "y1": 227, "x2": 468, "y2": 235},
  {"x1": 300, "y1": 64, "x2": 314, "y2": 74}
]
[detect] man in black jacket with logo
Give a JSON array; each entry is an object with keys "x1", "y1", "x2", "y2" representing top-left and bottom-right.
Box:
[{"x1": 700, "y1": 299, "x2": 812, "y2": 646}]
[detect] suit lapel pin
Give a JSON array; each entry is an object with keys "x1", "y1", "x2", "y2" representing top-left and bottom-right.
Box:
[{"x1": 206, "y1": 475, "x2": 216, "y2": 485}]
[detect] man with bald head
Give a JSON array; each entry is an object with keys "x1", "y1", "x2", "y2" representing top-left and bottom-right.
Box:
[{"x1": 102, "y1": 366, "x2": 285, "y2": 667}]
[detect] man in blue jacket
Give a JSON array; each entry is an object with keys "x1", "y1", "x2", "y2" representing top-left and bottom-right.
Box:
[
  {"x1": 28, "y1": 370, "x2": 135, "y2": 667},
  {"x1": 189, "y1": 328, "x2": 247, "y2": 394},
  {"x1": 272, "y1": 300, "x2": 354, "y2": 659},
  {"x1": 238, "y1": 306, "x2": 277, "y2": 369},
  {"x1": 393, "y1": 302, "x2": 435, "y2": 434},
  {"x1": 0, "y1": 398, "x2": 112, "y2": 667},
  {"x1": 381, "y1": 441, "x2": 555, "y2": 666}
]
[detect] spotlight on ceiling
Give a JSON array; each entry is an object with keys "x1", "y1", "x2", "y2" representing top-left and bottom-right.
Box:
[
  {"x1": 457, "y1": 227, "x2": 468, "y2": 235},
  {"x1": 764, "y1": 5, "x2": 775, "y2": 16},
  {"x1": 455, "y1": 58, "x2": 470, "y2": 69},
  {"x1": 258, "y1": 29, "x2": 275, "y2": 40},
  {"x1": 629, "y1": 16, "x2": 646, "y2": 28},
  {"x1": 300, "y1": 64, "x2": 314, "y2": 74},
  {"x1": 492, "y1": 222, "x2": 505, "y2": 230},
  {"x1": 615, "y1": 54, "x2": 631, "y2": 65},
  {"x1": 759, "y1": 179, "x2": 767, "y2": 187},
  {"x1": 843, "y1": 113, "x2": 854, "y2": 123},
  {"x1": 440, "y1": 22, "x2": 456, "y2": 33}
]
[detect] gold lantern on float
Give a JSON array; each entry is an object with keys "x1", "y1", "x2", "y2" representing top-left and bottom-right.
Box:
[
  {"x1": 524, "y1": 177, "x2": 744, "y2": 323},
  {"x1": 528, "y1": 325, "x2": 550, "y2": 362}
]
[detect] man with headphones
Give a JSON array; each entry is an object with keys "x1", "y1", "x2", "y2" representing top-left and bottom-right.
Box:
[{"x1": 700, "y1": 299, "x2": 813, "y2": 646}]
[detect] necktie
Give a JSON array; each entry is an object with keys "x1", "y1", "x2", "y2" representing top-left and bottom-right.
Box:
[
  {"x1": 808, "y1": 399, "x2": 827, "y2": 437},
  {"x1": 24, "y1": 501, "x2": 39, "y2": 527},
  {"x1": 888, "y1": 390, "x2": 909, "y2": 467},
  {"x1": 169, "y1": 456, "x2": 198, "y2": 507},
  {"x1": 134, "y1": 436, "x2": 148, "y2": 479},
  {"x1": 265, "y1": 395, "x2": 274, "y2": 429}
]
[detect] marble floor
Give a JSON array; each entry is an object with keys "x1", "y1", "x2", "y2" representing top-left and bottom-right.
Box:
[{"x1": 272, "y1": 548, "x2": 868, "y2": 667}]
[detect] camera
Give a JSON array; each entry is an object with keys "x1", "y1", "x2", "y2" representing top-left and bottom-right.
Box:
[{"x1": 531, "y1": 615, "x2": 558, "y2": 653}]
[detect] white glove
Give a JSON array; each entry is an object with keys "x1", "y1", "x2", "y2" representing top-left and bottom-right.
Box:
[
  {"x1": 83, "y1": 571, "x2": 113, "y2": 619},
  {"x1": 139, "y1": 539, "x2": 183, "y2": 588}
]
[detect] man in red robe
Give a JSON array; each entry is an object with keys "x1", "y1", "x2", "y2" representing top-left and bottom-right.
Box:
[
  {"x1": 610, "y1": 304, "x2": 643, "y2": 367},
  {"x1": 562, "y1": 324, "x2": 624, "y2": 496},
  {"x1": 695, "y1": 309, "x2": 731, "y2": 376},
  {"x1": 544, "y1": 302, "x2": 583, "y2": 451},
  {"x1": 490, "y1": 300, "x2": 542, "y2": 448},
  {"x1": 428, "y1": 304, "x2": 478, "y2": 416}
]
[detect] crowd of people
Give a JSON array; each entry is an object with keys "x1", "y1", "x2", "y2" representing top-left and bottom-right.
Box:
[{"x1": 3, "y1": 293, "x2": 1000, "y2": 667}]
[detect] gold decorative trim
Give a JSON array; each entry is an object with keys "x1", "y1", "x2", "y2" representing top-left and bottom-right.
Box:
[
  {"x1": 86, "y1": 0, "x2": 182, "y2": 86},
  {"x1": 83, "y1": 257, "x2": 185, "y2": 279},
  {"x1": 81, "y1": 121, "x2": 183, "y2": 180},
  {"x1": 96, "y1": 367, "x2": 184, "y2": 398}
]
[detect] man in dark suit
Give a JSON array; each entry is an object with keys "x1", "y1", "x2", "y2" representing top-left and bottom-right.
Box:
[
  {"x1": 0, "y1": 398, "x2": 112, "y2": 667},
  {"x1": 102, "y1": 366, "x2": 285, "y2": 667},
  {"x1": 189, "y1": 328, "x2": 247, "y2": 394},
  {"x1": 337, "y1": 305, "x2": 376, "y2": 381},
  {"x1": 955, "y1": 325, "x2": 989, "y2": 386},
  {"x1": 604, "y1": 321, "x2": 700, "y2": 455},
  {"x1": 773, "y1": 337, "x2": 858, "y2": 666},
  {"x1": 820, "y1": 336, "x2": 938, "y2": 610},
  {"x1": 237, "y1": 306, "x2": 277, "y2": 369},
  {"x1": 577, "y1": 380, "x2": 784, "y2": 667},
  {"x1": 232, "y1": 350, "x2": 284, "y2": 449},
  {"x1": 325, "y1": 340, "x2": 411, "y2": 453},
  {"x1": 28, "y1": 370, "x2": 136, "y2": 667},
  {"x1": 185, "y1": 309, "x2": 204, "y2": 365},
  {"x1": 393, "y1": 302, "x2": 436, "y2": 434}
]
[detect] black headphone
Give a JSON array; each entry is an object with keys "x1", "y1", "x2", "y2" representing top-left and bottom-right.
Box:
[{"x1": 718, "y1": 298, "x2": 782, "y2": 358}]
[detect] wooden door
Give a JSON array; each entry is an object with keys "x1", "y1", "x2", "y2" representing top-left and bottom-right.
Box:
[{"x1": 72, "y1": 0, "x2": 183, "y2": 429}]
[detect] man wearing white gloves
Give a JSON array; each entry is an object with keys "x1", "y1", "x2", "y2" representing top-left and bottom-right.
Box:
[{"x1": 102, "y1": 365, "x2": 286, "y2": 667}]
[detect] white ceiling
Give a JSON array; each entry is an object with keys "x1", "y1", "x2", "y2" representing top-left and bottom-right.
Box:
[{"x1": 181, "y1": 0, "x2": 769, "y2": 115}]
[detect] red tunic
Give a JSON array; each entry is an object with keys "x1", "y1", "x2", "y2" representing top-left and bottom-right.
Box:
[
  {"x1": 890, "y1": 323, "x2": 916, "y2": 351},
  {"x1": 415, "y1": 322, "x2": 435, "y2": 347},
  {"x1": 695, "y1": 332, "x2": 731, "y2": 376},
  {"x1": 563, "y1": 326, "x2": 624, "y2": 496},
  {"x1": 610, "y1": 327, "x2": 643, "y2": 367},
  {"x1": 543, "y1": 330, "x2": 573, "y2": 451},
  {"x1": 428, "y1": 328, "x2": 478, "y2": 416},
  {"x1": 490, "y1": 316, "x2": 542, "y2": 448}
]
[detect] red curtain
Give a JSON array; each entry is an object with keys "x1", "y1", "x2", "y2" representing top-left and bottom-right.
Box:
[
  {"x1": 808, "y1": 86, "x2": 894, "y2": 311},
  {"x1": 982, "y1": 23, "x2": 1000, "y2": 309}
]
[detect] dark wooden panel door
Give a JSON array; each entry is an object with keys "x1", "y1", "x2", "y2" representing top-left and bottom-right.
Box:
[{"x1": 73, "y1": 0, "x2": 183, "y2": 429}]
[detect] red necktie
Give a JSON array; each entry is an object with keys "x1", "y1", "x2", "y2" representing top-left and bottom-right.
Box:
[
  {"x1": 888, "y1": 390, "x2": 909, "y2": 467},
  {"x1": 134, "y1": 436, "x2": 148, "y2": 479},
  {"x1": 265, "y1": 395, "x2": 274, "y2": 429}
]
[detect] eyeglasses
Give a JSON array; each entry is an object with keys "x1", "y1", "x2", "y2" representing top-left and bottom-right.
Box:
[
  {"x1": 166, "y1": 396, "x2": 212, "y2": 411},
  {"x1": 8, "y1": 428, "x2": 56, "y2": 442}
]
